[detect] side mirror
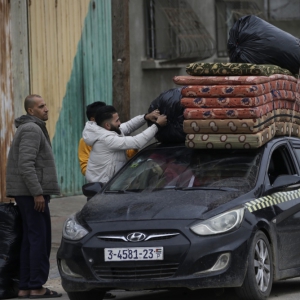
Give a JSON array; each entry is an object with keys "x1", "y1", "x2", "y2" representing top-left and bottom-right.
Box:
[
  {"x1": 265, "y1": 175, "x2": 300, "y2": 195},
  {"x1": 82, "y1": 182, "x2": 103, "y2": 198},
  {"x1": 272, "y1": 175, "x2": 300, "y2": 189}
]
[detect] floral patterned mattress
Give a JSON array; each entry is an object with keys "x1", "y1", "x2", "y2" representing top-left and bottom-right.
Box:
[
  {"x1": 181, "y1": 81, "x2": 297, "y2": 98},
  {"x1": 185, "y1": 62, "x2": 294, "y2": 77},
  {"x1": 175, "y1": 64, "x2": 300, "y2": 149},
  {"x1": 173, "y1": 74, "x2": 297, "y2": 86},
  {"x1": 185, "y1": 122, "x2": 300, "y2": 149}
]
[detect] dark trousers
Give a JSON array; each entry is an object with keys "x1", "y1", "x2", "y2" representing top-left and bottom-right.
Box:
[{"x1": 14, "y1": 196, "x2": 51, "y2": 290}]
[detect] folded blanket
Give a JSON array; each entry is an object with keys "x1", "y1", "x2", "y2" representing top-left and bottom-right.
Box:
[
  {"x1": 180, "y1": 91, "x2": 297, "y2": 108},
  {"x1": 184, "y1": 99, "x2": 300, "y2": 120},
  {"x1": 273, "y1": 99, "x2": 300, "y2": 111},
  {"x1": 183, "y1": 112, "x2": 275, "y2": 134},
  {"x1": 276, "y1": 122, "x2": 300, "y2": 136},
  {"x1": 185, "y1": 123, "x2": 277, "y2": 149},
  {"x1": 185, "y1": 121, "x2": 300, "y2": 149},
  {"x1": 181, "y1": 82, "x2": 297, "y2": 98},
  {"x1": 274, "y1": 109, "x2": 293, "y2": 123},
  {"x1": 288, "y1": 110, "x2": 300, "y2": 125},
  {"x1": 173, "y1": 74, "x2": 297, "y2": 86},
  {"x1": 183, "y1": 109, "x2": 300, "y2": 134},
  {"x1": 184, "y1": 102, "x2": 276, "y2": 119},
  {"x1": 181, "y1": 83, "x2": 271, "y2": 98},
  {"x1": 186, "y1": 62, "x2": 293, "y2": 77},
  {"x1": 272, "y1": 80, "x2": 297, "y2": 91}
]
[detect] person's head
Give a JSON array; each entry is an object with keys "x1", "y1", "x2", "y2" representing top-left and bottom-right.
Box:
[
  {"x1": 86, "y1": 101, "x2": 106, "y2": 121},
  {"x1": 95, "y1": 105, "x2": 121, "y2": 134},
  {"x1": 24, "y1": 94, "x2": 48, "y2": 121}
]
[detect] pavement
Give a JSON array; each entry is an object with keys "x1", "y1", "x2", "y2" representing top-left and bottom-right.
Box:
[{"x1": 47, "y1": 194, "x2": 87, "y2": 300}]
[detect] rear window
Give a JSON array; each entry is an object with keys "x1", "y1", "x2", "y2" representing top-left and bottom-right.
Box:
[{"x1": 106, "y1": 146, "x2": 262, "y2": 193}]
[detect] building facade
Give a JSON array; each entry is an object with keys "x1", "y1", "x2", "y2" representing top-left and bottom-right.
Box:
[{"x1": 1, "y1": 0, "x2": 299, "y2": 201}]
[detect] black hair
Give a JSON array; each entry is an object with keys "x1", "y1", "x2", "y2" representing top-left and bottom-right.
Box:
[
  {"x1": 86, "y1": 101, "x2": 106, "y2": 120},
  {"x1": 95, "y1": 105, "x2": 117, "y2": 127}
]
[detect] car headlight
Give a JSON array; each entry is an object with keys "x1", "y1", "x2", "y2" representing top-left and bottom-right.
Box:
[
  {"x1": 190, "y1": 207, "x2": 244, "y2": 235},
  {"x1": 62, "y1": 213, "x2": 89, "y2": 240}
]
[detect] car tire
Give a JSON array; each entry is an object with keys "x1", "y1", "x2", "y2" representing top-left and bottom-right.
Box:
[
  {"x1": 67, "y1": 290, "x2": 106, "y2": 300},
  {"x1": 235, "y1": 231, "x2": 273, "y2": 300}
]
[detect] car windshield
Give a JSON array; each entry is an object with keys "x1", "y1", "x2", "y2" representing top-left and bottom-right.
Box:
[{"x1": 105, "y1": 145, "x2": 262, "y2": 193}]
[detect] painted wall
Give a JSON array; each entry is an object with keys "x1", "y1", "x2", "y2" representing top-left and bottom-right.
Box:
[
  {"x1": 0, "y1": 0, "x2": 14, "y2": 202},
  {"x1": 10, "y1": 0, "x2": 30, "y2": 119},
  {"x1": 28, "y1": 0, "x2": 112, "y2": 196}
]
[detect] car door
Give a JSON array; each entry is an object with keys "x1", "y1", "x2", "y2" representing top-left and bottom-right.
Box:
[{"x1": 263, "y1": 141, "x2": 300, "y2": 270}]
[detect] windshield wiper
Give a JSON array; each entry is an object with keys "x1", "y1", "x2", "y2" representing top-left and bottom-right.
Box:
[
  {"x1": 175, "y1": 187, "x2": 239, "y2": 192},
  {"x1": 105, "y1": 189, "x2": 140, "y2": 194},
  {"x1": 105, "y1": 190, "x2": 126, "y2": 194}
]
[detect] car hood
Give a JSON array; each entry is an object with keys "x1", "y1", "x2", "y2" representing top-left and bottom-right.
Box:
[{"x1": 78, "y1": 189, "x2": 245, "y2": 222}]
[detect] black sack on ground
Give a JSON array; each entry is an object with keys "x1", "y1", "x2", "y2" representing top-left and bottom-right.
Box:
[
  {"x1": 148, "y1": 87, "x2": 186, "y2": 143},
  {"x1": 227, "y1": 15, "x2": 300, "y2": 75},
  {"x1": 0, "y1": 203, "x2": 22, "y2": 299}
]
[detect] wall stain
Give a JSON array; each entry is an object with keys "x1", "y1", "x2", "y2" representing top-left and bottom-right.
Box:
[{"x1": 0, "y1": 0, "x2": 15, "y2": 202}]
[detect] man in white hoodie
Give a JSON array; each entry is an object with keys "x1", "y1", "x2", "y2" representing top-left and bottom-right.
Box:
[{"x1": 83, "y1": 105, "x2": 167, "y2": 183}]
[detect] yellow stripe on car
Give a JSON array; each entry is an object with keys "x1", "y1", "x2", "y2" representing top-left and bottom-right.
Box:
[{"x1": 246, "y1": 189, "x2": 300, "y2": 212}]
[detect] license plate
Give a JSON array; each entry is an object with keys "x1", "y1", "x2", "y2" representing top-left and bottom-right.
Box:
[{"x1": 104, "y1": 247, "x2": 164, "y2": 261}]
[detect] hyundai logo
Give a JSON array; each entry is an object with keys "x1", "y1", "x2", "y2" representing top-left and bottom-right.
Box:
[{"x1": 127, "y1": 232, "x2": 146, "y2": 242}]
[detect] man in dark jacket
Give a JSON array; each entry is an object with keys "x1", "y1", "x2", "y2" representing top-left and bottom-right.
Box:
[{"x1": 6, "y1": 94, "x2": 61, "y2": 298}]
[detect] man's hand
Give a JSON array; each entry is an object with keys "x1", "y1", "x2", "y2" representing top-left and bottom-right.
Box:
[
  {"x1": 145, "y1": 109, "x2": 160, "y2": 122},
  {"x1": 156, "y1": 115, "x2": 168, "y2": 127},
  {"x1": 34, "y1": 195, "x2": 45, "y2": 212}
]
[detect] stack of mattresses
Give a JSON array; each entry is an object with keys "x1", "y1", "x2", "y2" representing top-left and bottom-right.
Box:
[{"x1": 173, "y1": 63, "x2": 300, "y2": 149}]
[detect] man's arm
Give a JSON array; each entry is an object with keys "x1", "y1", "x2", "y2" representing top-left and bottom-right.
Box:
[
  {"x1": 120, "y1": 110, "x2": 160, "y2": 136},
  {"x1": 18, "y1": 125, "x2": 45, "y2": 212},
  {"x1": 120, "y1": 115, "x2": 146, "y2": 136},
  {"x1": 106, "y1": 115, "x2": 167, "y2": 150},
  {"x1": 18, "y1": 125, "x2": 44, "y2": 196}
]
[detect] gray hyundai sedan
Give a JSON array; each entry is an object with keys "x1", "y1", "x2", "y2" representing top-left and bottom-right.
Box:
[{"x1": 57, "y1": 136, "x2": 300, "y2": 300}]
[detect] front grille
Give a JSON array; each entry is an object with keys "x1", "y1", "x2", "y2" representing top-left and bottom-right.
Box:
[
  {"x1": 93, "y1": 263, "x2": 179, "y2": 280},
  {"x1": 97, "y1": 232, "x2": 180, "y2": 242}
]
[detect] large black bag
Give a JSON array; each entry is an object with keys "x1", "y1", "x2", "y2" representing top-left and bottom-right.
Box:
[
  {"x1": 0, "y1": 203, "x2": 22, "y2": 299},
  {"x1": 227, "y1": 15, "x2": 300, "y2": 75},
  {"x1": 148, "y1": 88, "x2": 186, "y2": 143}
]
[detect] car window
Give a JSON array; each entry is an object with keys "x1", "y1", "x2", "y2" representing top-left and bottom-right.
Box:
[
  {"x1": 106, "y1": 146, "x2": 262, "y2": 193},
  {"x1": 292, "y1": 147, "x2": 300, "y2": 170},
  {"x1": 268, "y1": 144, "x2": 297, "y2": 185}
]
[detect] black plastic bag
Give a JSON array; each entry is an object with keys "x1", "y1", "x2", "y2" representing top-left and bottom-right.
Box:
[
  {"x1": 227, "y1": 15, "x2": 300, "y2": 75},
  {"x1": 0, "y1": 203, "x2": 22, "y2": 299},
  {"x1": 148, "y1": 88, "x2": 186, "y2": 143}
]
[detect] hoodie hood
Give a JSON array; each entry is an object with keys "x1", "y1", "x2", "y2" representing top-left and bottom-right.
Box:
[
  {"x1": 15, "y1": 114, "x2": 46, "y2": 128},
  {"x1": 82, "y1": 121, "x2": 106, "y2": 145}
]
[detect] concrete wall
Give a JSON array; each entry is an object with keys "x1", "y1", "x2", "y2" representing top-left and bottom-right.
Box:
[
  {"x1": 128, "y1": 0, "x2": 216, "y2": 122},
  {"x1": 269, "y1": 20, "x2": 300, "y2": 38},
  {"x1": 128, "y1": 0, "x2": 299, "y2": 126}
]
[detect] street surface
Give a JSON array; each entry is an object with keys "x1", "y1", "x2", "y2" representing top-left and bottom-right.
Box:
[{"x1": 46, "y1": 272, "x2": 300, "y2": 300}]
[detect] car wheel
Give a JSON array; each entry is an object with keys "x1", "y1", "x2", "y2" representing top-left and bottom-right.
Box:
[
  {"x1": 67, "y1": 290, "x2": 106, "y2": 300},
  {"x1": 235, "y1": 231, "x2": 273, "y2": 300}
]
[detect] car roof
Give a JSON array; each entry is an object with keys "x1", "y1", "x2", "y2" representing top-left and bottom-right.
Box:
[{"x1": 147, "y1": 136, "x2": 300, "y2": 151}]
